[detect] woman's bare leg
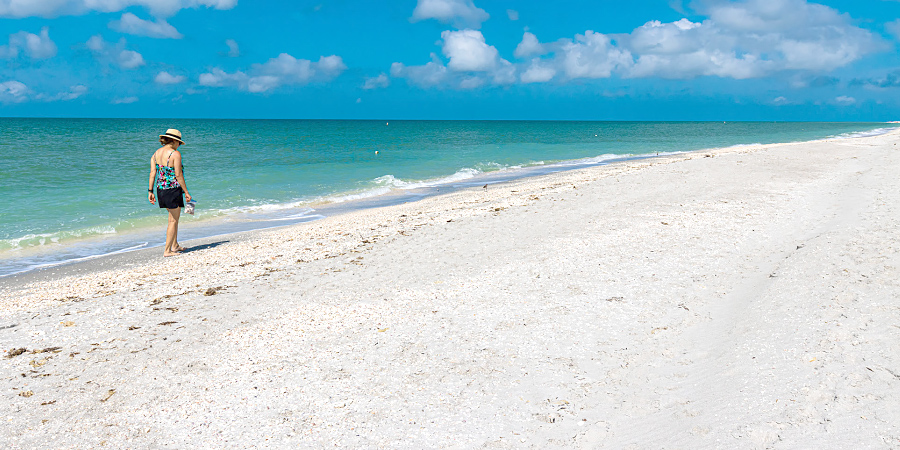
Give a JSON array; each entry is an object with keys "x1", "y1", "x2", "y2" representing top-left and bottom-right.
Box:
[
  {"x1": 165, "y1": 207, "x2": 181, "y2": 257},
  {"x1": 173, "y1": 208, "x2": 184, "y2": 252}
]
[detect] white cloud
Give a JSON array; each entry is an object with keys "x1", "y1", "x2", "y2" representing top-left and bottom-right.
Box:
[
  {"x1": 85, "y1": 35, "x2": 103, "y2": 52},
  {"x1": 458, "y1": 76, "x2": 484, "y2": 89},
  {"x1": 560, "y1": 31, "x2": 633, "y2": 79},
  {"x1": 225, "y1": 39, "x2": 239, "y2": 57},
  {"x1": 706, "y1": 0, "x2": 841, "y2": 34},
  {"x1": 491, "y1": 60, "x2": 516, "y2": 84},
  {"x1": 622, "y1": 0, "x2": 882, "y2": 79},
  {"x1": 887, "y1": 19, "x2": 900, "y2": 41},
  {"x1": 111, "y1": 96, "x2": 139, "y2": 104},
  {"x1": 393, "y1": 37, "x2": 515, "y2": 89},
  {"x1": 0, "y1": 80, "x2": 29, "y2": 103},
  {"x1": 58, "y1": 84, "x2": 88, "y2": 100},
  {"x1": 624, "y1": 19, "x2": 771, "y2": 79},
  {"x1": 199, "y1": 53, "x2": 346, "y2": 93},
  {"x1": 835, "y1": 95, "x2": 855, "y2": 105},
  {"x1": 394, "y1": 0, "x2": 884, "y2": 90},
  {"x1": 530, "y1": 0, "x2": 880, "y2": 81},
  {"x1": 389, "y1": 62, "x2": 403, "y2": 77},
  {"x1": 506, "y1": 9, "x2": 518, "y2": 21},
  {"x1": 363, "y1": 73, "x2": 390, "y2": 90},
  {"x1": 246, "y1": 76, "x2": 279, "y2": 93},
  {"x1": 109, "y1": 13, "x2": 182, "y2": 39},
  {"x1": 0, "y1": 0, "x2": 237, "y2": 18},
  {"x1": 631, "y1": 50, "x2": 766, "y2": 80},
  {"x1": 390, "y1": 58, "x2": 448, "y2": 88},
  {"x1": 520, "y1": 59, "x2": 556, "y2": 83},
  {"x1": 393, "y1": 29, "x2": 518, "y2": 89},
  {"x1": 773, "y1": 96, "x2": 788, "y2": 105},
  {"x1": 1, "y1": 27, "x2": 57, "y2": 59},
  {"x1": 411, "y1": 0, "x2": 489, "y2": 29},
  {"x1": 256, "y1": 54, "x2": 313, "y2": 81},
  {"x1": 155, "y1": 71, "x2": 186, "y2": 84},
  {"x1": 86, "y1": 35, "x2": 146, "y2": 69},
  {"x1": 316, "y1": 55, "x2": 346, "y2": 75},
  {"x1": 0, "y1": 81, "x2": 89, "y2": 103},
  {"x1": 441, "y1": 29, "x2": 501, "y2": 72},
  {"x1": 199, "y1": 67, "x2": 246, "y2": 87},
  {"x1": 118, "y1": 49, "x2": 145, "y2": 68},
  {"x1": 514, "y1": 31, "x2": 545, "y2": 59},
  {"x1": 627, "y1": 19, "x2": 701, "y2": 55},
  {"x1": 37, "y1": 84, "x2": 88, "y2": 101}
]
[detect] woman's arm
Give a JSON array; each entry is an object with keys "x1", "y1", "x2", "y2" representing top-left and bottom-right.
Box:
[
  {"x1": 148, "y1": 155, "x2": 157, "y2": 204},
  {"x1": 172, "y1": 151, "x2": 192, "y2": 202}
]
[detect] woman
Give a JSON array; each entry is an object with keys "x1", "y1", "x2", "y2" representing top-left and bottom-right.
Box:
[{"x1": 148, "y1": 129, "x2": 192, "y2": 257}]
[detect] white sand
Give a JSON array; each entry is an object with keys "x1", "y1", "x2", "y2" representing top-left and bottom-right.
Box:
[{"x1": 2, "y1": 130, "x2": 900, "y2": 449}]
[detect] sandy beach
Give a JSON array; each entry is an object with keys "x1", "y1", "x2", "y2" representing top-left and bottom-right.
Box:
[{"x1": 2, "y1": 130, "x2": 900, "y2": 448}]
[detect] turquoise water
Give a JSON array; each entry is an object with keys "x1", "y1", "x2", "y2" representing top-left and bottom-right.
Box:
[{"x1": 0, "y1": 119, "x2": 895, "y2": 276}]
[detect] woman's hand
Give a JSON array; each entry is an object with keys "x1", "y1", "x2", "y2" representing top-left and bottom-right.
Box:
[
  {"x1": 184, "y1": 192, "x2": 192, "y2": 202},
  {"x1": 148, "y1": 192, "x2": 156, "y2": 204}
]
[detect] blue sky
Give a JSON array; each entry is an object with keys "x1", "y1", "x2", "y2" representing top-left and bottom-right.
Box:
[{"x1": 1, "y1": 0, "x2": 899, "y2": 120}]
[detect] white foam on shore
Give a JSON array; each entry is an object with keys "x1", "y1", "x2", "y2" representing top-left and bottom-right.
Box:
[
  {"x1": 720, "y1": 142, "x2": 763, "y2": 149},
  {"x1": 326, "y1": 187, "x2": 394, "y2": 203},
  {"x1": 1, "y1": 226, "x2": 119, "y2": 252},
  {"x1": 545, "y1": 150, "x2": 689, "y2": 169},
  {"x1": 549, "y1": 153, "x2": 636, "y2": 167},
  {"x1": 0, "y1": 242, "x2": 150, "y2": 278},
  {"x1": 373, "y1": 168, "x2": 482, "y2": 190},
  {"x1": 327, "y1": 168, "x2": 484, "y2": 203},
  {"x1": 262, "y1": 211, "x2": 325, "y2": 222},
  {"x1": 832, "y1": 127, "x2": 895, "y2": 139},
  {"x1": 213, "y1": 200, "x2": 315, "y2": 216}
]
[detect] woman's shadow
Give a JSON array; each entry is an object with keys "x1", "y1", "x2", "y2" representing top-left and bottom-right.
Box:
[{"x1": 181, "y1": 240, "x2": 229, "y2": 253}]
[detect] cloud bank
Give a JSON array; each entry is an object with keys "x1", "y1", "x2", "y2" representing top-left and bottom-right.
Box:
[
  {"x1": 0, "y1": 80, "x2": 28, "y2": 103},
  {"x1": 109, "y1": 13, "x2": 183, "y2": 38},
  {"x1": 86, "y1": 35, "x2": 145, "y2": 69},
  {"x1": 394, "y1": 0, "x2": 884, "y2": 89},
  {"x1": 0, "y1": 80, "x2": 87, "y2": 103},
  {"x1": 363, "y1": 73, "x2": 390, "y2": 90},
  {"x1": 411, "y1": 0, "x2": 488, "y2": 29},
  {"x1": 200, "y1": 53, "x2": 347, "y2": 92},
  {"x1": 0, "y1": 0, "x2": 237, "y2": 18},
  {"x1": 0, "y1": 27, "x2": 57, "y2": 59},
  {"x1": 155, "y1": 71, "x2": 186, "y2": 84}
]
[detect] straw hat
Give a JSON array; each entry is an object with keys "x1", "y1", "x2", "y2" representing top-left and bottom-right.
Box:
[{"x1": 159, "y1": 128, "x2": 185, "y2": 145}]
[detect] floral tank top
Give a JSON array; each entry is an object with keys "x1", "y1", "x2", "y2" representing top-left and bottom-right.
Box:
[{"x1": 155, "y1": 151, "x2": 180, "y2": 189}]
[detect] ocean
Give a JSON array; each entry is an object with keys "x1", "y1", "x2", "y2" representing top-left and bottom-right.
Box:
[{"x1": 0, "y1": 119, "x2": 895, "y2": 277}]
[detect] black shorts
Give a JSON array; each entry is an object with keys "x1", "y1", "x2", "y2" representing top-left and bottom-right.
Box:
[{"x1": 157, "y1": 186, "x2": 184, "y2": 209}]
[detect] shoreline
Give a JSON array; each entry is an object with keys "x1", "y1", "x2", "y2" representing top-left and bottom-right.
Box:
[
  {"x1": 2, "y1": 128, "x2": 900, "y2": 447},
  {"x1": 2, "y1": 128, "x2": 898, "y2": 305},
  {"x1": 0, "y1": 150, "x2": 663, "y2": 280},
  {"x1": 0, "y1": 133, "x2": 855, "y2": 305},
  {"x1": 2, "y1": 124, "x2": 896, "y2": 281}
]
